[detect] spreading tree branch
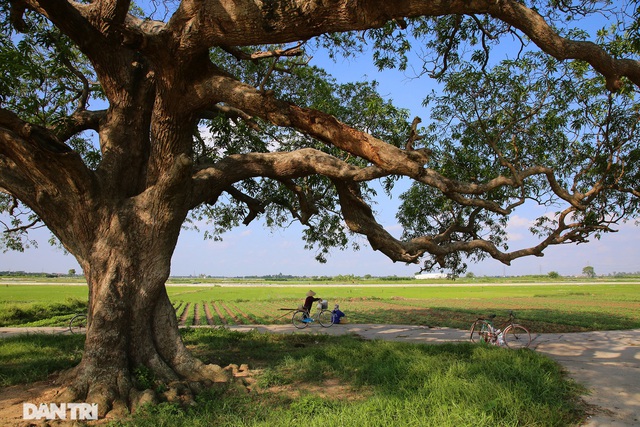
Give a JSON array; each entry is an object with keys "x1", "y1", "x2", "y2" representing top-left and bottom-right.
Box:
[
  {"x1": 221, "y1": 44, "x2": 304, "y2": 62},
  {"x1": 224, "y1": 186, "x2": 265, "y2": 225},
  {"x1": 161, "y1": 0, "x2": 640, "y2": 90},
  {"x1": 405, "y1": 116, "x2": 424, "y2": 151},
  {"x1": 195, "y1": 73, "x2": 591, "y2": 215}
]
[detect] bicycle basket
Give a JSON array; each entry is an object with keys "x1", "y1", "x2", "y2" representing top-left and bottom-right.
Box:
[{"x1": 317, "y1": 300, "x2": 328, "y2": 309}]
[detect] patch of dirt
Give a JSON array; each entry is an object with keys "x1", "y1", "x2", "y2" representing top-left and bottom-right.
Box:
[
  {"x1": 219, "y1": 302, "x2": 246, "y2": 325},
  {"x1": 202, "y1": 301, "x2": 215, "y2": 325},
  {"x1": 210, "y1": 302, "x2": 228, "y2": 325},
  {"x1": 227, "y1": 303, "x2": 255, "y2": 324},
  {"x1": 0, "y1": 378, "x2": 98, "y2": 427},
  {"x1": 0, "y1": 365, "x2": 255, "y2": 427},
  {"x1": 259, "y1": 377, "x2": 371, "y2": 402},
  {"x1": 178, "y1": 302, "x2": 191, "y2": 326},
  {"x1": 193, "y1": 303, "x2": 201, "y2": 325}
]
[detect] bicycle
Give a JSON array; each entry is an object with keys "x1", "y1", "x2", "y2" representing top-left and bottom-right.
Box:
[
  {"x1": 292, "y1": 300, "x2": 334, "y2": 329},
  {"x1": 470, "y1": 311, "x2": 531, "y2": 349},
  {"x1": 68, "y1": 313, "x2": 88, "y2": 334}
]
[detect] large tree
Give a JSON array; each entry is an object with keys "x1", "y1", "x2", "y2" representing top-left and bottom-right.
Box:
[{"x1": 1, "y1": 0, "x2": 639, "y2": 415}]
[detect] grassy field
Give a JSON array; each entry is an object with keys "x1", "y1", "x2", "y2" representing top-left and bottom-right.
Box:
[
  {"x1": 3, "y1": 280, "x2": 632, "y2": 426},
  {"x1": 0, "y1": 329, "x2": 587, "y2": 426},
  {"x1": 1, "y1": 281, "x2": 639, "y2": 332}
]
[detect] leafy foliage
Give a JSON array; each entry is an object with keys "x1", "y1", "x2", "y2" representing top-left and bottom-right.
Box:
[
  {"x1": 1, "y1": 1, "x2": 639, "y2": 276},
  {"x1": 396, "y1": 43, "x2": 639, "y2": 274},
  {"x1": 189, "y1": 49, "x2": 412, "y2": 260}
]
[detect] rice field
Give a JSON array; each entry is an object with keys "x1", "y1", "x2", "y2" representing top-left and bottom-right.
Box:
[
  {"x1": 1, "y1": 281, "x2": 639, "y2": 332},
  {"x1": 166, "y1": 282, "x2": 640, "y2": 332}
]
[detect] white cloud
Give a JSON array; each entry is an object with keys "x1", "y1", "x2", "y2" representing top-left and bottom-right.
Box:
[
  {"x1": 506, "y1": 232, "x2": 525, "y2": 242},
  {"x1": 506, "y1": 214, "x2": 533, "y2": 229}
]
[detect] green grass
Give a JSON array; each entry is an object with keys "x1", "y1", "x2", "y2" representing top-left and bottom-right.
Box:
[
  {"x1": 0, "y1": 280, "x2": 627, "y2": 425},
  {"x1": 162, "y1": 282, "x2": 640, "y2": 300},
  {"x1": 0, "y1": 297, "x2": 87, "y2": 327},
  {"x1": 1, "y1": 282, "x2": 639, "y2": 331},
  {"x1": 0, "y1": 284, "x2": 86, "y2": 303},
  {"x1": 0, "y1": 334, "x2": 85, "y2": 386},
  {"x1": 0, "y1": 314, "x2": 590, "y2": 426},
  {"x1": 163, "y1": 282, "x2": 640, "y2": 332},
  {"x1": 104, "y1": 328, "x2": 586, "y2": 427}
]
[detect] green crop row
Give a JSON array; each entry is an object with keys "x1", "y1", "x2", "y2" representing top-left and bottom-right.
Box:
[{"x1": 2, "y1": 283, "x2": 639, "y2": 332}]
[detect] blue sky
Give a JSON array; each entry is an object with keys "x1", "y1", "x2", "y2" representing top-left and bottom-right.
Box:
[
  {"x1": 1, "y1": 205, "x2": 638, "y2": 277},
  {"x1": 1, "y1": 13, "x2": 639, "y2": 278}
]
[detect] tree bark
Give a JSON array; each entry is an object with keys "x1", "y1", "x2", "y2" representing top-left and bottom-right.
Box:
[{"x1": 57, "y1": 221, "x2": 229, "y2": 416}]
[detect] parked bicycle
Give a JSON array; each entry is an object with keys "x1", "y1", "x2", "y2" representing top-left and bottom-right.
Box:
[
  {"x1": 68, "y1": 313, "x2": 88, "y2": 334},
  {"x1": 470, "y1": 311, "x2": 531, "y2": 349},
  {"x1": 292, "y1": 300, "x2": 334, "y2": 329}
]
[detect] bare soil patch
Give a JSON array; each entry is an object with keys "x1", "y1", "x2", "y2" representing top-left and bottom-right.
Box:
[
  {"x1": 0, "y1": 377, "x2": 109, "y2": 427},
  {"x1": 178, "y1": 302, "x2": 191, "y2": 326},
  {"x1": 219, "y1": 302, "x2": 244, "y2": 325},
  {"x1": 202, "y1": 301, "x2": 215, "y2": 325},
  {"x1": 210, "y1": 302, "x2": 228, "y2": 325},
  {"x1": 0, "y1": 366, "x2": 254, "y2": 426},
  {"x1": 259, "y1": 376, "x2": 370, "y2": 402}
]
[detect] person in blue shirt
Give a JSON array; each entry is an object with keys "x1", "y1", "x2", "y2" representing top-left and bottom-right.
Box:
[{"x1": 331, "y1": 304, "x2": 345, "y2": 324}]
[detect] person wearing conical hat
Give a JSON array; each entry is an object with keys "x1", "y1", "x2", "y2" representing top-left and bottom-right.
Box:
[{"x1": 303, "y1": 290, "x2": 321, "y2": 314}]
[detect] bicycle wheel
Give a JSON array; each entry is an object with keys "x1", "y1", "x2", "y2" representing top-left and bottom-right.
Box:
[
  {"x1": 292, "y1": 310, "x2": 309, "y2": 329},
  {"x1": 503, "y1": 324, "x2": 531, "y2": 349},
  {"x1": 69, "y1": 313, "x2": 88, "y2": 334},
  {"x1": 470, "y1": 320, "x2": 491, "y2": 343},
  {"x1": 318, "y1": 310, "x2": 334, "y2": 327}
]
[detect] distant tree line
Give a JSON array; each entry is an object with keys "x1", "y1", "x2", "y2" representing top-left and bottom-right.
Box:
[
  {"x1": 0, "y1": 271, "x2": 76, "y2": 277},
  {"x1": 3, "y1": 270, "x2": 639, "y2": 280}
]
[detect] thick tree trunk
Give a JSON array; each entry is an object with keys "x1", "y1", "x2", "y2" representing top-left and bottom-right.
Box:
[{"x1": 56, "y1": 218, "x2": 229, "y2": 417}]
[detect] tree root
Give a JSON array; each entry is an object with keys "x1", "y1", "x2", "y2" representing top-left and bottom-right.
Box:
[{"x1": 52, "y1": 362, "x2": 251, "y2": 419}]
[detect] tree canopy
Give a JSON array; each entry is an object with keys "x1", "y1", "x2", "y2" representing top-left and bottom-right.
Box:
[
  {"x1": 1, "y1": 1, "x2": 638, "y2": 276},
  {"x1": 0, "y1": 0, "x2": 639, "y2": 414}
]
